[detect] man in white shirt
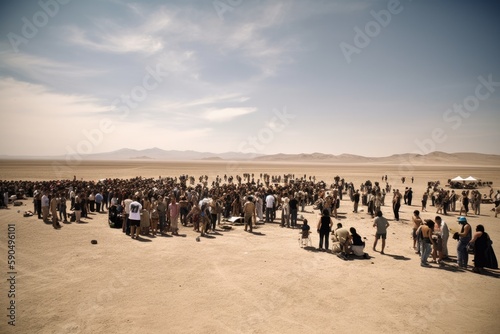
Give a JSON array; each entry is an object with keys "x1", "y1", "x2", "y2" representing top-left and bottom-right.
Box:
[
  {"x1": 265, "y1": 192, "x2": 275, "y2": 223},
  {"x1": 129, "y1": 197, "x2": 142, "y2": 239},
  {"x1": 122, "y1": 195, "x2": 133, "y2": 235}
]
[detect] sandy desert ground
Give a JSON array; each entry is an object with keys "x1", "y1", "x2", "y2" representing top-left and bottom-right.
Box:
[{"x1": 1, "y1": 159, "x2": 500, "y2": 334}]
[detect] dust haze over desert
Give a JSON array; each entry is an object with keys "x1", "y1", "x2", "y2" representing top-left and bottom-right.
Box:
[{"x1": 1, "y1": 0, "x2": 500, "y2": 334}]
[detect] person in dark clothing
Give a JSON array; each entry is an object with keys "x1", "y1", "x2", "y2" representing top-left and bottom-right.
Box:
[
  {"x1": 353, "y1": 190, "x2": 360, "y2": 213},
  {"x1": 407, "y1": 188, "x2": 413, "y2": 206},
  {"x1": 469, "y1": 225, "x2": 498, "y2": 273},
  {"x1": 349, "y1": 227, "x2": 367, "y2": 258},
  {"x1": 393, "y1": 190, "x2": 402, "y2": 221},
  {"x1": 316, "y1": 209, "x2": 332, "y2": 251},
  {"x1": 289, "y1": 195, "x2": 299, "y2": 228}
]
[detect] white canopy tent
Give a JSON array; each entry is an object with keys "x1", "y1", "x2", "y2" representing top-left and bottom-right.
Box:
[
  {"x1": 464, "y1": 176, "x2": 477, "y2": 182},
  {"x1": 451, "y1": 176, "x2": 465, "y2": 182}
]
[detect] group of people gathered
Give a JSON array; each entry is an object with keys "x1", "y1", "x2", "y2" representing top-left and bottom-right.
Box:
[
  {"x1": 411, "y1": 210, "x2": 497, "y2": 272},
  {"x1": 1, "y1": 173, "x2": 498, "y2": 273}
]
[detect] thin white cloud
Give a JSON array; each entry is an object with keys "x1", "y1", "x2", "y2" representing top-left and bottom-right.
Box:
[
  {"x1": 66, "y1": 26, "x2": 163, "y2": 55},
  {"x1": 162, "y1": 93, "x2": 250, "y2": 109},
  {"x1": 0, "y1": 50, "x2": 106, "y2": 82},
  {"x1": 203, "y1": 107, "x2": 257, "y2": 122}
]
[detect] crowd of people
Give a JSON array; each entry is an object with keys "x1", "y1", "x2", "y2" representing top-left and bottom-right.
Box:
[{"x1": 1, "y1": 173, "x2": 498, "y2": 273}]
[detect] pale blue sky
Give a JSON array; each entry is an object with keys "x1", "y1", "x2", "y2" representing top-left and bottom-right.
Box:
[{"x1": 0, "y1": 0, "x2": 499, "y2": 157}]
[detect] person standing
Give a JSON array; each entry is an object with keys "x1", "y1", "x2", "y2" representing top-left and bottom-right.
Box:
[
  {"x1": 411, "y1": 210, "x2": 423, "y2": 252},
  {"x1": 455, "y1": 216, "x2": 471, "y2": 268},
  {"x1": 122, "y1": 194, "x2": 133, "y2": 235},
  {"x1": 367, "y1": 191, "x2": 375, "y2": 218},
  {"x1": 419, "y1": 220, "x2": 434, "y2": 267},
  {"x1": 103, "y1": 188, "x2": 109, "y2": 211},
  {"x1": 353, "y1": 190, "x2": 360, "y2": 213},
  {"x1": 421, "y1": 191, "x2": 428, "y2": 212},
  {"x1": 265, "y1": 192, "x2": 275, "y2": 223},
  {"x1": 74, "y1": 194, "x2": 82, "y2": 223},
  {"x1": 157, "y1": 196, "x2": 167, "y2": 234},
  {"x1": 449, "y1": 190, "x2": 456, "y2": 212},
  {"x1": 88, "y1": 192, "x2": 95, "y2": 212},
  {"x1": 243, "y1": 196, "x2": 256, "y2": 232},
  {"x1": 50, "y1": 193, "x2": 61, "y2": 229},
  {"x1": 494, "y1": 190, "x2": 500, "y2": 208},
  {"x1": 41, "y1": 191, "x2": 50, "y2": 223},
  {"x1": 289, "y1": 195, "x2": 299, "y2": 228},
  {"x1": 473, "y1": 192, "x2": 481, "y2": 215},
  {"x1": 280, "y1": 194, "x2": 290, "y2": 228},
  {"x1": 393, "y1": 189, "x2": 402, "y2": 221},
  {"x1": 435, "y1": 216, "x2": 449, "y2": 259},
  {"x1": 59, "y1": 192, "x2": 68, "y2": 223},
  {"x1": 179, "y1": 196, "x2": 189, "y2": 226},
  {"x1": 459, "y1": 192, "x2": 469, "y2": 216},
  {"x1": 373, "y1": 210, "x2": 390, "y2": 254},
  {"x1": 95, "y1": 191, "x2": 103, "y2": 213},
  {"x1": 255, "y1": 193, "x2": 263, "y2": 222},
  {"x1": 469, "y1": 225, "x2": 498, "y2": 273},
  {"x1": 34, "y1": 190, "x2": 42, "y2": 219},
  {"x1": 128, "y1": 197, "x2": 142, "y2": 239},
  {"x1": 150, "y1": 198, "x2": 159, "y2": 235},
  {"x1": 407, "y1": 188, "x2": 413, "y2": 206},
  {"x1": 169, "y1": 197, "x2": 180, "y2": 235},
  {"x1": 69, "y1": 188, "x2": 76, "y2": 210},
  {"x1": 317, "y1": 209, "x2": 332, "y2": 251},
  {"x1": 208, "y1": 196, "x2": 218, "y2": 231},
  {"x1": 232, "y1": 195, "x2": 242, "y2": 217}
]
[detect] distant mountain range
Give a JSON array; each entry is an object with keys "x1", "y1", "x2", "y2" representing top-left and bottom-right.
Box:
[{"x1": 1, "y1": 148, "x2": 499, "y2": 165}]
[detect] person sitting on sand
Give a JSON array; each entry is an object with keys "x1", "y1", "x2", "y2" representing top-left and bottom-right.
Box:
[
  {"x1": 299, "y1": 219, "x2": 311, "y2": 247},
  {"x1": 334, "y1": 223, "x2": 351, "y2": 255},
  {"x1": 301, "y1": 219, "x2": 310, "y2": 238},
  {"x1": 349, "y1": 227, "x2": 367, "y2": 257}
]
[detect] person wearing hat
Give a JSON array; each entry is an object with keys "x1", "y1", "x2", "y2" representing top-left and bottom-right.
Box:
[{"x1": 456, "y1": 216, "x2": 471, "y2": 268}]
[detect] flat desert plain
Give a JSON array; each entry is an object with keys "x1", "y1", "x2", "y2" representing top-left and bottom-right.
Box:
[{"x1": 1, "y1": 159, "x2": 500, "y2": 334}]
